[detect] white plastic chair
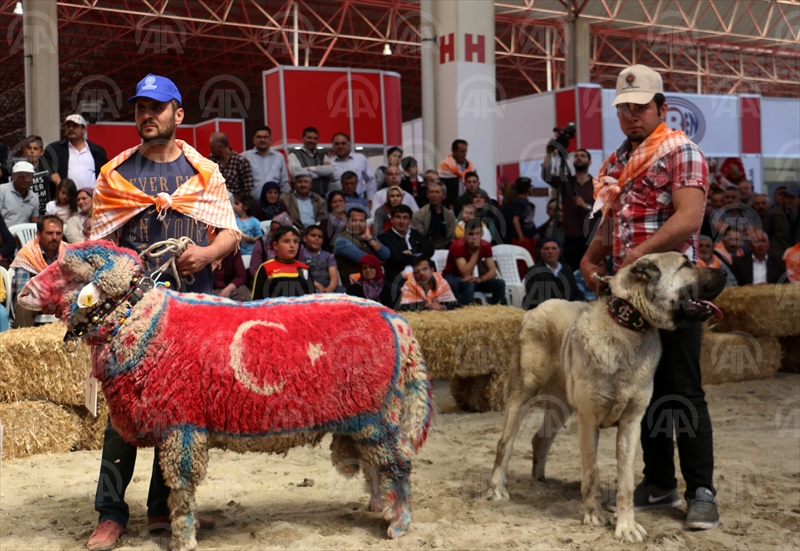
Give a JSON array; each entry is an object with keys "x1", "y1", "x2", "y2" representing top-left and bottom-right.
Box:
[
  {"x1": 432, "y1": 250, "x2": 449, "y2": 273},
  {"x1": 241, "y1": 254, "x2": 251, "y2": 270},
  {"x1": 491, "y1": 244, "x2": 534, "y2": 308},
  {"x1": 260, "y1": 220, "x2": 271, "y2": 234},
  {"x1": 9, "y1": 223, "x2": 36, "y2": 248}
]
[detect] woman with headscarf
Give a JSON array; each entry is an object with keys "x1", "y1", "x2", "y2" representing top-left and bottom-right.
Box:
[
  {"x1": 320, "y1": 190, "x2": 348, "y2": 252},
  {"x1": 345, "y1": 254, "x2": 390, "y2": 306},
  {"x1": 259, "y1": 181, "x2": 285, "y2": 221},
  {"x1": 64, "y1": 187, "x2": 93, "y2": 243},
  {"x1": 373, "y1": 186, "x2": 406, "y2": 236}
]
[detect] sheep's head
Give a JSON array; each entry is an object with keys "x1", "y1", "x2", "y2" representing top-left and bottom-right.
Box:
[{"x1": 18, "y1": 241, "x2": 143, "y2": 327}]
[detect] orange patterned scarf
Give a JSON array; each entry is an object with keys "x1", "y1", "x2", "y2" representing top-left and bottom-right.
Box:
[
  {"x1": 10, "y1": 239, "x2": 67, "y2": 275},
  {"x1": 593, "y1": 123, "x2": 693, "y2": 220},
  {"x1": 783, "y1": 243, "x2": 800, "y2": 283},
  {"x1": 438, "y1": 154, "x2": 474, "y2": 182},
  {"x1": 90, "y1": 140, "x2": 240, "y2": 243},
  {"x1": 713, "y1": 241, "x2": 743, "y2": 265}
]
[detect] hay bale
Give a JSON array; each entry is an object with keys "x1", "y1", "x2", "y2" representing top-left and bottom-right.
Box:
[
  {"x1": 449, "y1": 372, "x2": 507, "y2": 413},
  {"x1": 402, "y1": 306, "x2": 524, "y2": 380},
  {"x1": 779, "y1": 336, "x2": 800, "y2": 374},
  {"x1": 701, "y1": 329, "x2": 782, "y2": 385},
  {"x1": 70, "y1": 395, "x2": 108, "y2": 451},
  {"x1": 0, "y1": 323, "x2": 91, "y2": 406},
  {"x1": 0, "y1": 401, "x2": 81, "y2": 461},
  {"x1": 708, "y1": 285, "x2": 800, "y2": 338}
]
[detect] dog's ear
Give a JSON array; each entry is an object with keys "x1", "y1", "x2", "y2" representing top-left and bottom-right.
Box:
[{"x1": 630, "y1": 257, "x2": 660, "y2": 281}]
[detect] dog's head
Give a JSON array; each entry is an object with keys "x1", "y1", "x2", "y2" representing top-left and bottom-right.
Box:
[
  {"x1": 610, "y1": 252, "x2": 726, "y2": 330},
  {"x1": 17, "y1": 241, "x2": 143, "y2": 326}
]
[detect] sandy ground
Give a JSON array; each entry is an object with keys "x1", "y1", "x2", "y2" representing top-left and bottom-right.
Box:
[{"x1": 1, "y1": 374, "x2": 799, "y2": 551}]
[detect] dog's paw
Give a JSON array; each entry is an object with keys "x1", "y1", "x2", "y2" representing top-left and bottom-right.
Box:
[
  {"x1": 487, "y1": 485, "x2": 510, "y2": 501},
  {"x1": 583, "y1": 509, "x2": 610, "y2": 527},
  {"x1": 614, "y1": 519, "x2": 647, "y2": 543}
]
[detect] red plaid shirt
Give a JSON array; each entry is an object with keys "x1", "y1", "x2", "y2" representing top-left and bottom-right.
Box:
[
  {"x1": 605, "y1": 141, "x2": 708, "y2": 270},
  {"x1": 210, "y1": 150, "x2": 255, "y2": 196}
]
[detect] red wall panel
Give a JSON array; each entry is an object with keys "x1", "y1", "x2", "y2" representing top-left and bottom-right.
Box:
[
  {"x1": 350, "y1": 72, "x2": 384, "y2": 145},
  {"x1": 219, "y1": 121, "x2": 245, "y2": 153},
  {"x1": 577, "y1": 86, "x2": 603, "y2": 151},
  {"x1": 176, "y1": 126, "x2": 195, "y2": 146},
  {"x1": 87, "y1": 123, "x2": 141, "y2": 159},
  {"x1": 265, "y1": 72, "x2": 284, "y2": 144},
  {"x1": 194, "y1": 121, "x2": 216, "y2": 157},
  {"x1": 555, "y1": 89, "x2": 577, "y2": 153},
  {"x1": 383, "y1": 74, "x2": 402, "y2": 146},
  {"x1": 740, "y1": 96, "x2": 762, "y2": 155},
  {"x1": 282, "y1": 69, "x2": 351, "y2": 145}
]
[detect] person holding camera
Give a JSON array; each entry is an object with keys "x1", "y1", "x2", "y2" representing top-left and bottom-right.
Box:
[{"x1": 542, "y1": 143, "x2": 597, "y2": 271}]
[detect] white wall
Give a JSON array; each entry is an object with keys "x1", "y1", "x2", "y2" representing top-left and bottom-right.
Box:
[{"x1": 762, "y1": 97, "x2": 800, "y2": 158}]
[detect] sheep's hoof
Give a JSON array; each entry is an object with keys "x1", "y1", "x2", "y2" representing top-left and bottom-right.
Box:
[{"x1": 387, "y1": 523, "x2": 407, "y2": 539}]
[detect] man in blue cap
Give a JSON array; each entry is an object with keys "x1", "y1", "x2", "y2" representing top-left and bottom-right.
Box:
[{"x1": 85, "y1": 74, "x2": 238, "y2": 551}]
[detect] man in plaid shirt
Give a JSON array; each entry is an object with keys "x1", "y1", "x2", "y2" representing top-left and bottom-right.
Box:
[
  {"x1": 209, "y1": 132, "x2": 255, "y2": 196},
  {"x1": 581, "y1": 65, "x2": 718, "y2": 531}
]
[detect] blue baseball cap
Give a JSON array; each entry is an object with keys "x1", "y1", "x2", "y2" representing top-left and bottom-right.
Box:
[{"x1": 127, "y1": 74, "x2": 182, "y2": 104}]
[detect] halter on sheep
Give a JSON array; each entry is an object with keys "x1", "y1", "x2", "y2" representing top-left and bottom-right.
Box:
[{"x1": 18, "y1": 241, "x2": 433, "y2": 551}]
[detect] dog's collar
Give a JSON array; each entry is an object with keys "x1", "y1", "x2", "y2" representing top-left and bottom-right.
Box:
[
  {"x1": 607, "y1": 295, "x2": 652, "y2": 332},
  {"x1": 63, "y1": 276, "x2": 156, "y2": 348}
]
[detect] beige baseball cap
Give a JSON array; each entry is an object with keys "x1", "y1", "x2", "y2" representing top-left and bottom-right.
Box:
[
  {"x1": 65, "y1": 113, "x2": 87, "y2": 126},
  {"x1": 612, "y1": 65, "x2": 663, "y2": 106}
]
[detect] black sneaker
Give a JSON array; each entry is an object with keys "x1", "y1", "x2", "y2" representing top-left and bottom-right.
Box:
[
  {"x1": 685, "y1": 487, "x2": 719, "y2": 530},
  {"x1": 606, "y1": 483, "x2": 682, "y2": 512}
]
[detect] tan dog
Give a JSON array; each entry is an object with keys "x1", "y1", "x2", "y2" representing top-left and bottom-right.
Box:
[{"x1": 488, "y1": 252, "x2": 726, "y2": 542}]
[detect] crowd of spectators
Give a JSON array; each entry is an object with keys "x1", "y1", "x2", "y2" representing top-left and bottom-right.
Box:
[{"x1": 1, "y1": 117, "x2": 798, "y2": 332}]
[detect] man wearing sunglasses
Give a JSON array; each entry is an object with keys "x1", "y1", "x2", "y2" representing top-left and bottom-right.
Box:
[{"x1": 580, "y1": 65, "x2": 718, "y2": 531}]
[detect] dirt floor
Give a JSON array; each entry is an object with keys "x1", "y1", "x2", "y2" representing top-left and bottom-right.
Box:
[{"x1": 1, "y1": 374, "x2": 799, "y2": 551}]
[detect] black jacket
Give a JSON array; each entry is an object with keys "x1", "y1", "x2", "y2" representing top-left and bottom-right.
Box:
[
  {"x1": 523, "y1": 261, "x2": 583, "y2": 310},
  {"x1": 378, "y1": 228, "x2": 435, "y2": 289},
  {"x1": 0, "y1": 143, "x2": 10, "y2": 182},
  {"x1": 731, "y1": 254, "x2": 787, "y2": 286},
  {"x1": 43, "y1": 139, "x2": 109, "y2": 183}
]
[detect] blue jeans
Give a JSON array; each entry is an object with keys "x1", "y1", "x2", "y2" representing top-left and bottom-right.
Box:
[
  {"x1": 0, "y1": 305, "x2": 8, "y2": 332},
  {"x1": 444, "y1": 274, "x2": 507, "y2": 306},
  {"x1": 94, "y1": 418, "x2": 170, "y2": 527}
]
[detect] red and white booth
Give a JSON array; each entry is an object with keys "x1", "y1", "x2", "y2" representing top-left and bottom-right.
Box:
[{"x1": 85, "y1": 118, "x2": 246, "y2": 159}]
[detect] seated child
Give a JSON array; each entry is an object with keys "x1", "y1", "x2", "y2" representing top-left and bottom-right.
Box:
[
  {"x1": 234, "y1": 193, "x2": 262, "y2": 256},
  {"x1": 398, "y1": 256, "x2": 458, "y2": 311},
  {"x1": 301, "y1": 224, "x2": 345, "y2": 293},
  {"x1": 45, "y1": 179, "x2": 78, "y2": 223},
  {"x1": 251, "y1": 226, "x2": 315, "y2": 300},
  {"x1": 345, "y1": 254, "x2": 391, "y2": 306},
  {"x1": 455, "y1": 204, "x2": 489, "y2": 239},
  {"x1": 213, "y1": 249, "x2": 250, "y2": 302}
]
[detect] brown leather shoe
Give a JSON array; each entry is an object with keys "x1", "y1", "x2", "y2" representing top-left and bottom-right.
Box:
[
  {"x1": 147, "y1": 514, "x2": 215, "y2": 530},
  {"x1": 86, "y1": 520, "x2": 126, "y2": 551}
]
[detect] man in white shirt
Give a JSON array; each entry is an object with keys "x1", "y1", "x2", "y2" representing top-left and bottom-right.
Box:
[
  {"x1": 731, "y1": 230, "x2": 787, "y2": 285},
  {"x1": 242, "y1": 125, "x2": 290, "y2": 198},
  {"x1": 0, "y1": 162, "x2": 40, "y2": 227},
  {"x1": 287, "y1": 126, "x2": 333, "y2": 197},
  {"x1": 329, "y1": 132, "x2": 376, "y2": 208},
  {"x1": 43, "y1": 114, "x2": 109, "y2": 189}
]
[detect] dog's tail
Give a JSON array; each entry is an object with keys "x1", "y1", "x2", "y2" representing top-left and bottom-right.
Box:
[{"x1": 396, "y1": 320, "x2": 433, "y2": 452}]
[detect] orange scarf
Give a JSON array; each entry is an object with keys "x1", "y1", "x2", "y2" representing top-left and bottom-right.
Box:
[
  {"x1": 438, "y1": 154, "x2": 474, "y2": 182},
  {"x1": 696, "y1": 255, "x2": 721, "y2": 269},
  {"x1": 713, "y1": 242, "x2": 743, "y2": 265},
  {"x1": 593, "y1": 123, "x2": 693, "y2": 220},
  {"x1": 400, "y1": 272, "x2": 457, "y2": 307},
  {"x1": 90, "y1": 140, "x2": 240, "y2": 243},
  {"x1": 10, "y1": 239, "x2": 67, "y2": 275},
  {"x1": 783, "y1": 243, "x2": 800, "y2": 283}
]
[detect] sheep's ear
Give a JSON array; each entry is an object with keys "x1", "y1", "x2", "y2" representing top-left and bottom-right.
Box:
[
  {"x1": 95, "y1": 255, "x2": 138, "y2": 298},
  {"x1": 77, "y1": 282, "x2": 104, "y2": 308}
]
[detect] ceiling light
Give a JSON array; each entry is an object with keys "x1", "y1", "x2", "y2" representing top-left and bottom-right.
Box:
[
  {"x1": 14, "y1": 2, "x2": 23, "y2": 15},
  {"x1": 382, "y1": 43, "x2": 392, "y2": 56},
  {"x1": 294, "y1": 146, "x2": 301, "y2": 149},
  {"x1": 355, "y1": 146, "x2": 364, "y2": 151}
]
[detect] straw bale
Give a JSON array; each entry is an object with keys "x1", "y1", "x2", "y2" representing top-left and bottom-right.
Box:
[
  {"x1": 70, "y1": 395, "x2": 108, "y2": 451},
  {"x1": 0, "y1": 401, "x2": 81, "y2": 461},
  {"x1": 778, "y1": 336, "x2": 800, "y2": 374},
  {"x1": 450, "y1": 372, "x2": 507, "y2": 412},
  {"x1": 0, "y1": 323, "x2": 91, "y2": 406},
  {"x1": 402, "y1": 306, "x2": 524, "y2": 380},
  {"x1": 701, "y1": 329, "x2": 782, "y2": 385},
  {"x1": 708, "y1": 285, "x2": 800, "y2": 338}
]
